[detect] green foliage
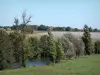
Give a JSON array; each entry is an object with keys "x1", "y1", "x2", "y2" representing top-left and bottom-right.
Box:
[
  {"x1": 40, "y1": 35, "x2": 49, "y2": 60},
  {"x1": 0, "y1": 30, "x2": 14, "y2": 70},
  {"x1": 64, "y1": 33, "x2": 85, "y2": 57},
  {"x1": 61, "y1": 33, "x2": 85, "y2": 59},
  {"x1": 48, "y1": 31, "x2": 56, "y2": 64},
  {"x1": 9, "y1": 32, "x2": 27, "y2": 67},
  {"x1": 73, "y1": 28, "x2": 79, "y2": 31},
  {"x1": 62, "y1": 38, "x2": 75, "y2": 59},
  {"x1": 22, "y1": 26, "x2": 34, "y2": 34},
  {"x1": 28, "y1": 37, "x2": 40, "y2": 60},
  {"x1": 56, "y1": 38, "x2": 64, "y2": 62},
  {"x1": 1, "y1": 55, "x2": 100, "y2": 75},
  {"x1": 53, "y1": 27, "x2": 65, "y2": 31},
  {"x1": 82, "y1": 25, "x2": 92, "y2": 55},
  {"x1": 89, "y1": 27, "x2": 93, "y2": 32},
  {"x1": 94, "y1": 40, "x2": 100, "y2": 54},
  {"x1": 38, "y1": 24, "x2": 49, "y2": 31},
  {"x1": 39, "y1": 31, "x2": 57, "y2": 64},
  {"x1": 66, "y1": 26, "x2": 72, "y2": 31},
  {"x1": 93, "y1": 28, "x2": 98, "y2": 32}
]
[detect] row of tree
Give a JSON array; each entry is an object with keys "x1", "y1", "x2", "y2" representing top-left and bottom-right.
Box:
[
  {"x1": 8, "y1": 25, "x2": 100, "y2": 32},
  {"x1": 0, "y1": 25, "x2": 100, "y2": 70},
  {"x1": 1, "y1": 25, "x2": 100, "y2": 32}
]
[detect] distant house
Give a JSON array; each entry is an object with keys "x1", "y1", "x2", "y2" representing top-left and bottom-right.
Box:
[
  {"x1": 78, "y1": 29, "x2": 83, "y2": 32},
  {"x1": 49, "y1": 26, "x2": 54, "y2": 30}
]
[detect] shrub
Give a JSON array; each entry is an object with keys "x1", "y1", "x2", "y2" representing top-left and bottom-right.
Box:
[
  {"x1": 22, "y1": 26, "x2": 34, "y2": 34},
  {"x1": 62, "y1": 33, "x2": 85, "y2": 59},
  {"x1": 61, "y1": 35, "x2": 75, "y2": 60},
  {"x1": 94, "y1": 40, "x2": 100, "y2": 54}
]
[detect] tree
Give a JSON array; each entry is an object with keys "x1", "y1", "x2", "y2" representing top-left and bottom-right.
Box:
[
  {"x1": 13, "y1": 17, "x2": 19, "y2": 31},
  {"x1": 66, "y1": 26, "x2": 71, "y2": 31},
  {"x1": 89, "y1": 27, "x2": 93, "y2": 32},
  {"x1": 38, "y1": 25, "x2": 49, "y2": 30},
  {"x1": 22, "y1": 26, "x2": 34, "y2": 34},
  {"x1": 0, "y1": 30, "x2": 14, "y2": 70},
  {"x1": 12, "y1": 11, "x2": 32, "y2": 33},
  {"x1": 94, "y1": 40, "x2": 100, "y2": 54},
  {"x1": 28, "y1": 37, "x2": 40, "y2": 60},
  {"x1": 40, "y1": 31, "x2": 56, "y2": 64},
  {"x1": 53, "y1": 27, "x2": 65, "y2": 31},
  {"x1": 93, "y1": 28, "x2": 98, "y2": 32},
  {"x1": 40, "y1": 35, "x2": 49, "y2": 60},
  {"x1": 64, "y1": 33, "x2": 85, "y2": 57},
  {"x1": 9, "y1": 32, "x2": 27, "y2": 67},
  {"x1": 74, "y1": 28, "x2": 79, "y2": 31},
  {"x1": 56, "y1": 38, "x2": 64, "y2": 62},
  {"x1": 61, "y1": 34, "x2": 75, "y2": 60},
  {"x1": 47, "y1": 31, "x2": 56, "y2": 64},
  {"x1": 82, "y1": 25, "x2": 92, "y2": 55}
]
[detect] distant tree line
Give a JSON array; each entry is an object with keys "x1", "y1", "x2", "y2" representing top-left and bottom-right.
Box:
[
  {"x1": 0, "y1": 11, "x2": 100, "y2": 32},
  {"x1": 0, "y1": 25, "x2": 100, "y2": 32}
]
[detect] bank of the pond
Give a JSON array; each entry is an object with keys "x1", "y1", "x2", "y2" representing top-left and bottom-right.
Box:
[{"x1": 0, "y1": 55, "x2": 100, "y2": 75}]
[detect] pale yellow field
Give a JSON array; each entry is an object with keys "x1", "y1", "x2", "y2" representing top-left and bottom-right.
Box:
[{"x1": 27, "y1": 31, "x2": 100, "y2": 39}]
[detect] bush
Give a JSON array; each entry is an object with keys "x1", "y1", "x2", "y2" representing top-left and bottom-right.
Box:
[
  {"x1": 62, "y1": 33, "x2": 85, "y2": 59},
  {"x1": 61, "y1": 35, "x2": 75, "y2": 60},
  {"x1": 94, "y1": 40, "x2": 100, "y2": 54},
  {"x1": 22, "y1": 26, "x2": 34, "y2": 34}
]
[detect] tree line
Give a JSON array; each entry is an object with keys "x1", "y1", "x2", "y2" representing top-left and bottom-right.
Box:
[
  {"x1": 0, "y1": 24, "x2": 100, "y2": 70},
  {"x1": 1, "y1": 25, "x2": 100, "y2": 32}
]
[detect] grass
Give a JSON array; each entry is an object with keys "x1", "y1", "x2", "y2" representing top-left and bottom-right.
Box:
[{"x1": 0, "y1": 55, "x2": 100, "y2": 75}]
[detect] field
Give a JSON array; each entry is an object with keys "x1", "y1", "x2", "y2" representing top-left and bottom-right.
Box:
[
  {"x1": 0, "y1": 55, "x2": 100, "y2": 75},
  {"x1": 28, "y1": 31, "x2": 100, "y2": 39}
]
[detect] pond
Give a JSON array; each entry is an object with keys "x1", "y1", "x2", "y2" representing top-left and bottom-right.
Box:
[
  {"x1": 27, "y1": 61, "x2": 47, "y2": 67},
  {"x1": 12, "y1": 61, "x2": 47, "y2": 69}
]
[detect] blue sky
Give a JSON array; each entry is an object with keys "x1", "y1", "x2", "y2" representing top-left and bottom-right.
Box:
[{"x1": 0, "y1": 0, "x2": 100, "y2": 28}]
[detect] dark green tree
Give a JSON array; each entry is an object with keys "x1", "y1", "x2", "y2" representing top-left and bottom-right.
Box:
[
  {"x1": 38, "y1": 24, "x2": 49, "y2": 30},
  {"x1": 40, "y1": 35, "x2": 49, "y2": 60},
  {"x1": 93, "y1": 28, "x2": 98, "y2": 32},
  {"x1": 13, "y1": 17, "x2": 19, "y2": 31},
  {"x1": 48, "y1": 31, "x2": 56, "y2": 64},
  {"x1": 28, "y1": 37, "x2": 40, "y2": 60},
  {"x1": 9, "y1": 32, "x2": 27, "y2": 67},
  {"x1": 66, "y1": 26, "x2": 72, "y2": 31},
  {"x1": 0, "y1": 30, "x2": 14, "y2": 70},
  {"x1": 89, "y1": 27, "x2": 93, "y2": 32},
  {"x1": 56, "y1": 38, "x2": 64, "y2": 62},
  {"x1": 82, "y1": 25, "x2": 92, "y2": 55},
  {"x1": 22, "y1": 26, "x2": 34, "y2": 34}
]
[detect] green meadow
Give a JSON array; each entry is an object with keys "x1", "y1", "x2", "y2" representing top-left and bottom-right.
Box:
[{"x1": 0, "y1": 55, "x2": 100, "y2": 75}]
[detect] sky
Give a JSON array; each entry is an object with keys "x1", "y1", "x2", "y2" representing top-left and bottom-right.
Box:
[{"x1": 0, "y1": 0, "x2": 100, "y2": 28}]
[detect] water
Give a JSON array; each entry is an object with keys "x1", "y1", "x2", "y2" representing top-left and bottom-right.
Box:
[{"x1": 27, "y1": 61, "x2": 47, "y2": 67}]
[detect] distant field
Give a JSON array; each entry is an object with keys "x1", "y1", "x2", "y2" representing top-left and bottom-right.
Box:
[
  {"x1": 27, "y1": 31, "x2": 100, "y2": 39},
  {"x1": 0, "y1": 55, "x2": 100, "y2": 75}
]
